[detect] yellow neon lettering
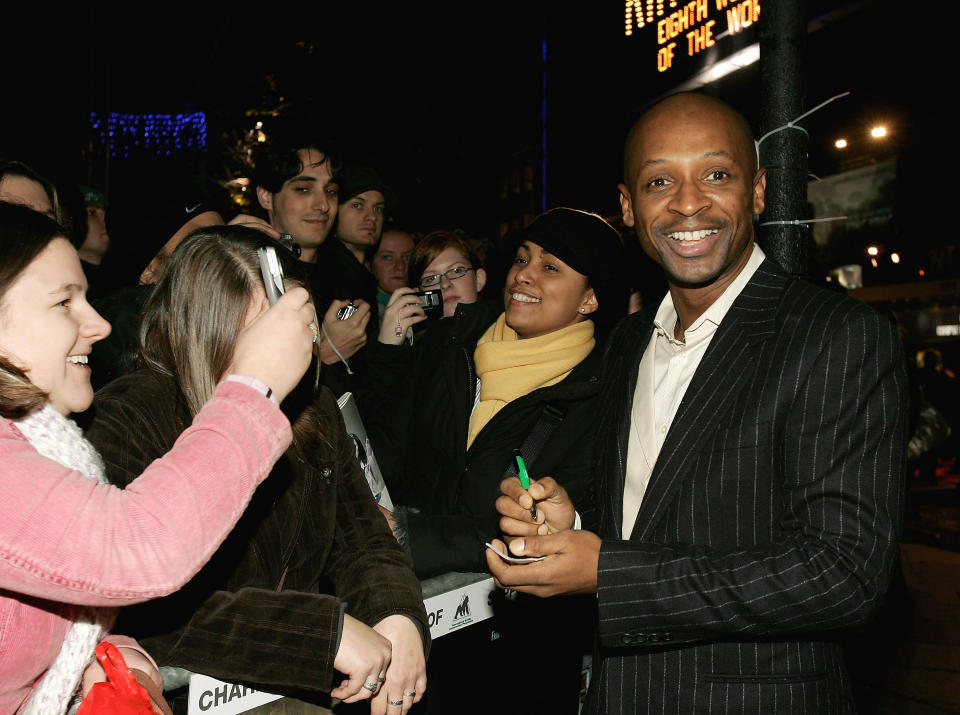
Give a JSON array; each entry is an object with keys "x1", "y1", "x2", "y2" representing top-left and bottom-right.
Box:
[{"x1": 658, "y1": 42, "x2": 676, "y2": 71}]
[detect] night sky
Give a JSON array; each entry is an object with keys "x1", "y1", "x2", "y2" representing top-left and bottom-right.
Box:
[{"x1": 1, "y1": 1, "x2": 942, "y2": 255}]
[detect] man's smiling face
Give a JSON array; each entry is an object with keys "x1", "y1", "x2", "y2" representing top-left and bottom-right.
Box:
[
  {"x1": 258, "y1": 148, "x2": 339, "y2": 253},
  {"x1": 619, "y1": 94, "x2": 765, "y2": 296}
]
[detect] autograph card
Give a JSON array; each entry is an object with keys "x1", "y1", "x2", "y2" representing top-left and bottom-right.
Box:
[{"x1": 485, "y1": 542, "x2": 546, "y2": 563}]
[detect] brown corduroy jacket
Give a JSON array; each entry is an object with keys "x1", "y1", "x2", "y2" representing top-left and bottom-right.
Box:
[{"x1": 87, "y1": 368, "x2": 428, "y2": 699}]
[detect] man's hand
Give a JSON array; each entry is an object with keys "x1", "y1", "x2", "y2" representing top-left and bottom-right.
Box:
[
  {"x1": 485, "y1": 531, "x2": 601, "y2": 598},
  {"x1": 227, "y1": 213, "x2": 281, "y2": 238},
  {"x1": 332, "y1": 614, "x2": 392, "y2": 703},
  {"x1": 371, "y1": 615, "x2": 427, "y2": 714},
  {"x1": 496, "y1": 476, "x2": 576, "y2": 540},
  {"x1": 320, "y1": 299, "x2": 371, "y2": 364}
]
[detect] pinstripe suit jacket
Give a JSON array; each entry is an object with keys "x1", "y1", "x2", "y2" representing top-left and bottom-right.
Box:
[{"x1": 584, "y1": 258, "x2": 907, "y2": 714}]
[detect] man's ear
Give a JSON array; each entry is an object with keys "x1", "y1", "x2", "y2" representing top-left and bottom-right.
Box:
[
  {"x1": 474, "y1": 267, "x2": 487, "y2": 294},
  {"x1": 580, "y1": 288, "x2": 599, "y2": 316},
  {"x1": 256, "y1": 186, "x2": 274, "y2": 214},
  {"x1": 618, "y1": 184, "x2": 635, "y2": 227},
  {"x1": 752, "y1": 169, "x2": 766, "y2": 215}
]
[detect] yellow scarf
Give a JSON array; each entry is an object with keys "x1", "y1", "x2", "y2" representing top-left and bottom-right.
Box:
[{"x1": 467, "y1": 313, "x2": 595, "y2": 448}]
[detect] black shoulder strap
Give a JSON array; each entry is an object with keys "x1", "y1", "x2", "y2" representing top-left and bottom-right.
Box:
[{"x1": 502, "y1": 403, "x2": 567, "y2": 479}]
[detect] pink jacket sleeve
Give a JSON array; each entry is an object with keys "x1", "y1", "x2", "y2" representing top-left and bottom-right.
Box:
[{"x1": 0, "y1": 381, "x2": 291, "y2": 606}]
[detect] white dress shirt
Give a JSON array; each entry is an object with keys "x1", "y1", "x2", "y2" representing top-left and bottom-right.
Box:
[{"x1": 621, "y1": 244, "x2": 766, "y2": 537}]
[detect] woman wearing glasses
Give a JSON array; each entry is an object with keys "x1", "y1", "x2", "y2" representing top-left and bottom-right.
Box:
[
  {"x1": 373, "y1": 230, "x2": 487, "y2": 346},
  {"x1": 410, "y1": 230, "x2": 487, "y2": 320}
]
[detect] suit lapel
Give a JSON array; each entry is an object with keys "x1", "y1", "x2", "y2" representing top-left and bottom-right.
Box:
[
  {"x1": 598, "y1": 311, "x2": 654, "y2": 540},
  {"x1": 629, "y1": 260, "x2": 785, "y2": 541}
]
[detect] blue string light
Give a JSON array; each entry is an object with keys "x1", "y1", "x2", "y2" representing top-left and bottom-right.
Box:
[{"x1": 88, "y1": 112, "x2": 207, "y2": 157}]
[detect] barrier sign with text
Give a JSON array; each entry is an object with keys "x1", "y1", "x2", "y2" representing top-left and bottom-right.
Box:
[
  {"x1": 423, "y1": 577, "x2": 497, "y2": 640},
  {"x1": 187, "y1": 674, "x2": 282, "y2": 715},
  {"x1": 187, "y1": 577, "x2": 499, "y2": 714}
]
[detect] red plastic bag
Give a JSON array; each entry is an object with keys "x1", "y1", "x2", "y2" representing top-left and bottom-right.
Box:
[{"x1": 76, "y1": 642, "x2": 155, "y2": 714}]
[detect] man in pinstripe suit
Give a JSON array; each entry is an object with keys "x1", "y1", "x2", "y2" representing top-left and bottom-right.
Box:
[{"x1": 487, "y1": 93, "x2": 907, "y2": 713}]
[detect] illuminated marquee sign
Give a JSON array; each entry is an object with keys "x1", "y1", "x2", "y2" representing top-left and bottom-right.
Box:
[{"x1": 624, "y1": 0, "x2": 761, "y2": 73}]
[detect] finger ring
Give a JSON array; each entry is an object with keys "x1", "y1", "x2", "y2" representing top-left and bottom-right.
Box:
[
  {"x1": 362, "y1": 682, "x2": 378, "y2": 692},
  {"x1": 389, "y1": 699, "x2": 403, "y2": 706},
  {"x1": 377, "y1": 676, "x2": 386, "y2": 683},
  {"x1": 395, "y1": 320, "x2": 403, "y2": 338},
  {"x1": 310, "y1": 322, "x2": 319, "y2": 343},
  {"x1": 403, "y1": 690, "x2": 416, "y2": 697}
]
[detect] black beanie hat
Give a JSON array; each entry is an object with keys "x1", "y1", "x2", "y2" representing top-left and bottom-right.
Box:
[
  {"x1": 338, "y1": 164, "x2": 397, "y2": 213},
  {"x1": 513, "y1": 207, "x2": 629, "y2": 338}
]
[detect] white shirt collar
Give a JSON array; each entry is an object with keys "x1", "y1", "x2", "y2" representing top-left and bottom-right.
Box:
[{"x1": 653, "y1": 243, "x2": 766, "y2": 341}]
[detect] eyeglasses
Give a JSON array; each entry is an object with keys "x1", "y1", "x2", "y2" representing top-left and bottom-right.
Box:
[{"x1": 420, "y1": 266, "x2": 474, "y2": 287}]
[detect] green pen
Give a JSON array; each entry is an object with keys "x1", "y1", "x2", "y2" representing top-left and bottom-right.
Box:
[{"x1": 514, "y1": 453, "x2": 538, "y2": 521}]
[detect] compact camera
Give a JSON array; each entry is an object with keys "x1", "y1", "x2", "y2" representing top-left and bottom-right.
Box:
[
  {"x1": 277, "y1": 233, "x2": 302, "y2": 258},
  {"x1": 336, "y1": 301, "x2": 358, "y2": 321},
  {"x1": 414, "y1": 289, "x2": 443, "y2": 320},
  {"x1": 257, "y1": 246, "x2": 285, "y2": 305}
]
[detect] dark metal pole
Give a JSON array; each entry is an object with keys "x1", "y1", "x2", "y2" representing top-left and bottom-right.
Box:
[{"x1": 758, "y1": 0, "x2": 808, "y2": 278}]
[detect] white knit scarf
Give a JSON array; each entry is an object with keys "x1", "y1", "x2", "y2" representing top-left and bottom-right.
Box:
[{"x1": 15, "y1": 404, "x2": 114, "y2": 715}]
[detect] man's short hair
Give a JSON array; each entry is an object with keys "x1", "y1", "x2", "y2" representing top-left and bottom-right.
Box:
[
  {"x1": 621, "y1": 92, "x2": 758, "y2": 185},
  {"x1": 251, "y1": 131, "x2": 341, "y2": 195}
]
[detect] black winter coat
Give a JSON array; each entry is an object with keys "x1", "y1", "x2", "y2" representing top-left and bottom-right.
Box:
[
  {"x1": 366, "y1": 301, "x2": 602, "y2": 578},
  {"x1": 305, "y1": 239, "x2": 380, "y2": 402}
]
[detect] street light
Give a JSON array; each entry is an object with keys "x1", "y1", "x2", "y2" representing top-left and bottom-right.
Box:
[
  {"x1": 871, "y1": 126, "x2": 887, "y2": 139},
  {"x1": 835, "y1": 138, "x2": 848, "y2": 149},
  {"x1": 867, "y1": 246, "x2": 879, "y2": 256}
]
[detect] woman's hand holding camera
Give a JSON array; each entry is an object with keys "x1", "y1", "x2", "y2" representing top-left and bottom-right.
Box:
[
  {"x1": 232, "y1": 287, "x2": 315, "y2": 402},
  {"x1": 378, "y1": 288, "x2": 428, "y2": 346}
]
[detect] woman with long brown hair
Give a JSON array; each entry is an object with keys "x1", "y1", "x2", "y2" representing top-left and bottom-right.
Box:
[{"x1": 86, "y1": 225, "x2": 428, "y2": 714}]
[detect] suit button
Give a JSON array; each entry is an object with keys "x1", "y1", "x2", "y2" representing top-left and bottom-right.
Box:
[
  {"x1": 662, "y1": 632, "x2": 673, "y2": 641},
  {"x1": 320, "y1": 467, "x2": 333, "y2": 479},
  {"x1": 621, "y1": 634, "x2": 633, "y2": 645}
]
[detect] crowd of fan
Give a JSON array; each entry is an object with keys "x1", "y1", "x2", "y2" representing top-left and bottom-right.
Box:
[{"x1": 0, "y1": 125, "x2": 629, "y2": 714}]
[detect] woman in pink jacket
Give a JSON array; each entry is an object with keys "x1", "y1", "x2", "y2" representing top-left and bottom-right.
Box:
[{"x1": 0, "y1": 200, "x2": 317, "y2": 714}]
